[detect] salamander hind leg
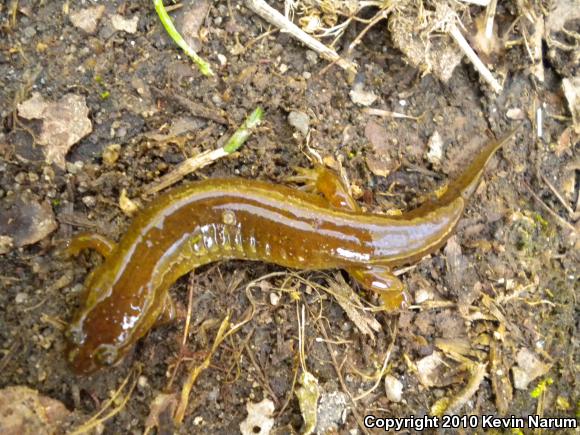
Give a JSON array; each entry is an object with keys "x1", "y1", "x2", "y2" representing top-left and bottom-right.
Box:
[
  {"x1": 287, "y1": 165, "x2": 360, "y2": 211},
  {"x1": 65, "y1": 232, "x2": 117, "y2": 258},
  {"x1": 348, "y1": 267, "x2": 408, "y2": 311}
]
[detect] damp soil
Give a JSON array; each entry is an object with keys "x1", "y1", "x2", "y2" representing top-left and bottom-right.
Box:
[{"x1": 0, "y1": 1, "x2": 578, "y2": 434}]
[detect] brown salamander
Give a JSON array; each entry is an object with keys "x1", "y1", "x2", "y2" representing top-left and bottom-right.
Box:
[{"x1": 66, "y1": 128, "x2": 517, "y2": 374}]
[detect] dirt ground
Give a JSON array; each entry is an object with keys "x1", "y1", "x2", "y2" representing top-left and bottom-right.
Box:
[{"x1": 0, "y1": 0, "x2": 578, "y2": 434}]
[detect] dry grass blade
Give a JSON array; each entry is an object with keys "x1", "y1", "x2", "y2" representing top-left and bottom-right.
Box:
[
  {"x1": 173, "y1": 314, "x2": 232, "y2": 425},
  {"x1": 525, "y1": 182, "x2": 577, "y2": 233},
  {"x1": 173, "y1": 306, "x2": 255, "y2": 425},
  {"x1": 245, "y1": 0, "x2": 357, "y2": 74},
  {"x1": 443, "y1": 363, "x2": 487, "y2": 414},
  {"x1": 144, "y1": 107, "x2": 263, "y2": 194},
  {"x1": 448, "y1": 23, "x2": 502, "y2": 93},
  {"x1": 352, "y1": 328, "x2": 396, "y2": 402},
  {"x1": 294, "y1": 304, "x2": 319, "y2": 435},
  {"x1": 327, "y1": 273, "x2": 381, "y2": 338},
  {"x1": 69, "y1": 368, "x2": 140, "y2": 435}
]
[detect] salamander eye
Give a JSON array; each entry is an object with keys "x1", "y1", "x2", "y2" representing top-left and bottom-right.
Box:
[
  {"x1": 66, "y1": 325, "x2": 86, "y2": 346},
  {"x1": 94, "y1": 344, "x2": 118, "y2": 366}
]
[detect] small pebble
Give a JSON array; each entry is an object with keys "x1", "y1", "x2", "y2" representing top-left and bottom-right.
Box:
[
  {"x1": 305, "y1": 51, "x2": 318, "y2": 65},
  {"x1": 82, "y1": 196, "x2": 96, "y2": 207},
  {"x1": 137, "y1": 376, "x2": 149, "y2": 389},
  {"x1": 384, "y1": 375, "x2": 403, "y2": 402},
  {"x1": 288, "y1": 111, "x2": 310, "y2": 136},
  {"x1": 15, "y1": 292, "x2": 28, "y2": 304},
  {"x1": 66, "y1": 161, "x2": 84, "y2": 174},
  {"x1": 269, "y1": 292, "x2": 280, "y2": 306}
]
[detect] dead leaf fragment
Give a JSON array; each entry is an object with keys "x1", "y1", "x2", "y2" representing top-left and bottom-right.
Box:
[
  {"x1": 145, "y1": 393, "x2": 178, "y2": 434},
  {"x1": 490, "y1": 339, "x2": 513, "y2": 415},
  {"x1": 0, "y1": 235, "x2": 13, "y2": 254},
  {"x1": 390, "y1": 12, "x2": 463, "y2": 82},
  {"x1": 239, "y1": 399, "x2": 275, "y2": 435},
  {"x1": 512, "y1": 348, "x2": 551, "y2": 390},
  {"x1": 0, "y1": 198, "x2": 57, "y2": 249},
  {"x1": 17, "y1": 93, "x2": 92, "y2": 168},
  {"x1": 327, "y1": 274, "x2": 381, "y2": 338},
  {"x1": 177, "y1": 0, "x2": 210, "y2": 52},
  {"x1": 426, "y1": 131, "x2": 444, "y2": 165},
  {"x1": 0, "y1": 386, "x2": 70, "y2": 435},
  {"x1": 384, "y1": 375, "x2": 403, "y2": 402},
  {"x1": 110, "y1": 14, "x2": 138, "y2": 34},
  {"x1": 562, "y1": 77, "x2": 580, "y2": 133},
  {"x1": 416, "y1": 351, "x2": 445, "y2": 387},
  {"x1": 366, "y1": 157, "x2": 396, "y2": 177},
  {"x1": 69, "y1": 5, "x2": 105, "y2": 34},
  {"x1": 295, "y1": 371, "x2": 319, "y2": 435},
  {"x1": 119, "y1": 189, "x2": 139, "y2": 216},
  {"x1": 350, "y1": 83, "x2": 378, "y2": 107}
]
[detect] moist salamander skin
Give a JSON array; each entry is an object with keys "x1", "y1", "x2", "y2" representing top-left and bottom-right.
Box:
[{"x1": 65, "y1": 128, "x2": 518, "y2": 374}]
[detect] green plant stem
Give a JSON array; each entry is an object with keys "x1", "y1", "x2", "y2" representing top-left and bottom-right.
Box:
[
  {"x1": 224, "y1": 107, "x2": 264, "y2": 153},
  {"x1": 153, "y1": 0, "x2": 214, "y2": 77}
]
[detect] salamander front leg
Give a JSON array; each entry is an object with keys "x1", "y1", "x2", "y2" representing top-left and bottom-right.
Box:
[
  {"x1": 287, "y1": 165, "x2": 360, "y2": 211},
  {"x1": 65, "y1": 232, "x2": 117, "y2": 258},
  {"x1": 348, "y1": 267, "x2": 408, "y2": 311}
]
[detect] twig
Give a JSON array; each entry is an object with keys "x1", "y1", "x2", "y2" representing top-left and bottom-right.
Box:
[
  {"x1": 353, "y1": 331, "x2": 396, "y2": 401},
  {"x1": 484, "y1": 0, "x2": 498, "y2": 38},
  {"x1": 363, "y1": 107, "x2": 421, "y2": 121},
  {"x1": 151, "y1": 87, "x2": 228, "y2": 125},
  {"x1": 524, "y1": 182, "x2": 577, "y2": 233},
  {"x1": 448, "y1": 23, "x2": 502, "y2": 93},
  {"x1": 70, "y1": 369, "x2": 140, "y2": 435},
  {"x1": 348, "y1": 7, "x2": 391, "y2": 53},
  {"x1": 153, "y1": 0, "x2": 214, "y2": 77},
  {"x1": 144, "y1": 107, "x2": 263, "y2": 194},
  {"x1": 244, "y1": 342, "x2": 280, "y2": 404},
  {"x1": 457, "y1": 0, "x2": 490, "y2": 5},
  {"x1": 536, "y1": 106, "x2": 543, "y2": 138},
  {"x1": 245, "y1": 0, "x2": 357, "y2": 74},
  {"x1": 174, "y1": 314, "x2": 231, "y2": 425},
  {"x1": 167, "y1": 273, "x2": 198, "y2": 390},
  {"x1": 540, "y1": 174, "x2": 576, "y2": 218},
  {"x1": 318, "y1": 321, "x2": 370, "y2": 435}
]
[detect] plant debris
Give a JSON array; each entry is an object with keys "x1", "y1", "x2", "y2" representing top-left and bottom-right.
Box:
[
  {"x1": 68, "y1": 5, "x2": 105, "y2": 34},
  {"x1": 0, "y1": 386, "x2": 70, "y2": 434},
  {"x1": 239, "y1": 399, "x2": 275, "y2": 435},
  {"x1": 512, "y1": 348, "x2": 551, "y2": 390},
  {"x1": 17, "y1": 93, "x2": 92, "y2": 169},
  {"x1": 110, "y1": 13, "x2": 139, "y2": 34}
]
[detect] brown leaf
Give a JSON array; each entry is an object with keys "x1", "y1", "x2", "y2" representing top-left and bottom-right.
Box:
[{"x1": 18, "y1": 93, "x2": 92, "y2": 168}]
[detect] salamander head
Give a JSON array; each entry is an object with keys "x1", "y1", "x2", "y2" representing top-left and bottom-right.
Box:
[
  {"x1": 66, "y1": 310, "x2": 126, "y2": 375},
  {"x1": 65, "y1": 265, "x2": 142, "y2": 375}
]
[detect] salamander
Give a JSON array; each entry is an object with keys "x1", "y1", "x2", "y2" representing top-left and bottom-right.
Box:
[{"x1": 65, "y1": 128, "x2": 517, "y2": 374}]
